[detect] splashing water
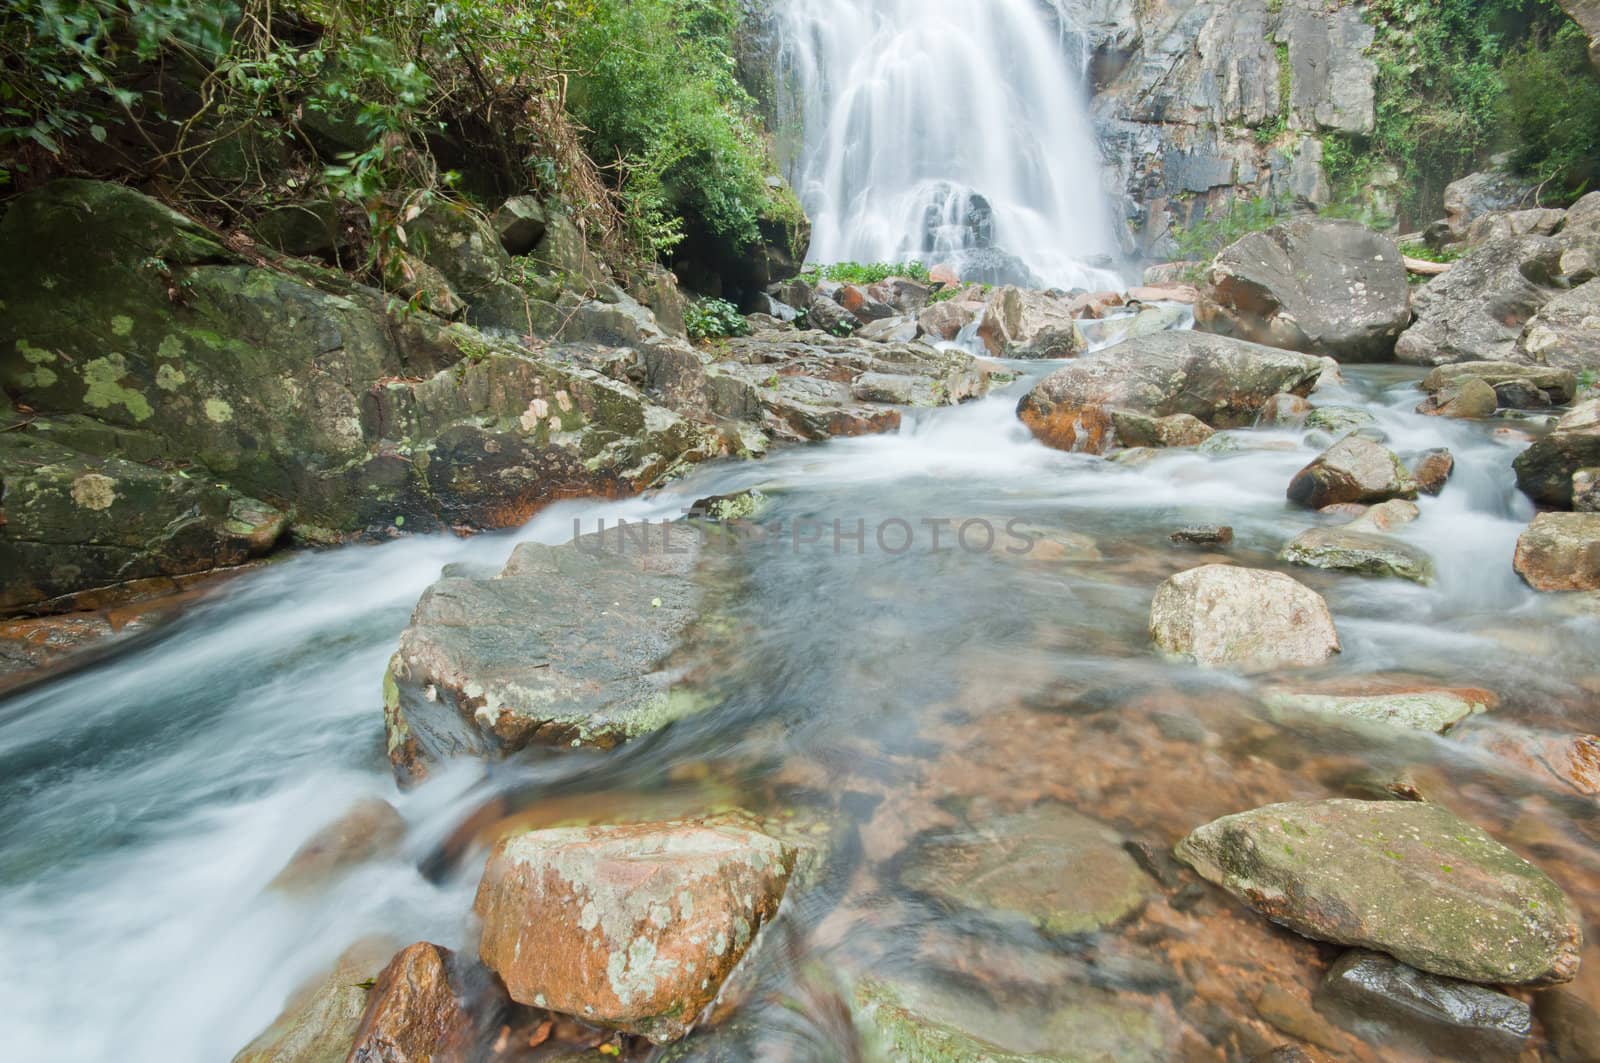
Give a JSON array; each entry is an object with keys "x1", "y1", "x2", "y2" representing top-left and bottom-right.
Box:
[{"x1": 776, "y1": 0, "x2": 1126, "y2": 289}]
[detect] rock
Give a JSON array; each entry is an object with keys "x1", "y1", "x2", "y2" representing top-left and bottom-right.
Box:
[
  {"x1": 1517, "y1": 277, "x2": 1600, "y2": 373},
  {"x1": 1395, "y1": 235, "x2": 1562, "y2": 365},
  {"x1": 1515, "y1": 399, "x2": 1600, "y2": 508},
  {"x1": 916, "y1": 299, "x2": 980, "y2": 341},
  {"x1": 1253, "y1": 984, "x2": 1347, "y2": 1053},
  {"x1": 1577, "y1": 468, "x2": 1600, "y2": 512},
  {"x1": 1093, "y1": 303, "x2": 1188, "y2": 345},
  {"x1": 1016, "y1": 331, "x2": 1324, "y2": 455},
  {"x1": 1126, "y1": 282, "x2": 1199, "y2": 304},
  {"x1": 686, "y1": 488, "x2": 768, "y2": 522},
  {"x1": 1493, "y1": 378, "x2": 1554, "y2": 409},
  {"x1": 976, "y1": 286, "x2": 1086, "y2": 359},
  {"x1": 251, "y1": 200, "x2": 341, "y2": 259},
  {"x1": 869, "y1": 277, "x2": 933, "y2": 314},
  {"x1": 267, "y1": 798, "x2": 406, "y2": 892},
  {"x1": 1110, "y1": 410, "x2": 1215, "y2": 448},
  {"x1": 1421, "y1": 361, "x2": 1577, "y2": 405},
  {"x1": 626, "y1": 265, "x2": 688, "y2": 338},
  {"x1": 1196, "y1": 218, "x2": 1410, "y2": 361},
  {"x1": 1443, "y1": 169, "x2": 1539, "y2": 239},
  {"x1": 384, "y1": 525, "x2": 712, "y2": 783},
  {"x1": 1464, "y1": 207, "x2": 1567, "y2": 247},
  {"x1": 1287, "y1": 436, "x2": 1418, "y2": 509},
  {"x1": 1303, "y1": 406, "x2": 1377, "y2": 439},
  {"x1": 1262, "y1": 688, "x2": 1483, "y2": 732},
  {"x1": 1315, "y1": 949, "x2": 1530, "y2": 1060},
  {"x1": 1171, "y1": 524, "x2": 1233, "y2": 546},
  {"x1": 854, "y1": 975, "x2": 1167, "y2": 1063},
  {"x1": 231, "y1": 937, "x2": 395, "y2": 1063},
  {"x1": 1513, "y1": 512, "x2": 1600, "y2": 591},
  {"x1": 1411, "y1": 448, "x2": 1455, "y2": 495},
  {"x1": 1067, "y1": 289, "x2": 1125, "y2": 318},
  {"x1": 1175, "y1": 799, "x2": 1582, "y2": 985},
  {"x1": 897, "y1": 805, "x2": 1153, "y2": 935},
  {"x1": 1279, "y1": 524, "x2": 1434, "y2": 584},
  {"x1": 855, "y1": 315, "x2": 920, "y2": 343},
  {"x1": 1255, "y1": 393, "x2": 1312, "y2": 427},
  {"x1": 404, "y1": 200, "x2": 510, "y2": 295},
  {"x1": 1351, "y1": 498, "x2": 1421, "y2": 532},
  {"x1": 346, "y1": 942, "x2": 477, "y2": 1062},
  {"x1": 1417, "y1": 377, "x2": 1498, "y2": 419},
  {"x1": 1149, "y1": 564, "x2": 1340, "y2": 671},
  {"x1": 1536, "y1": 988, "x2": 1600, "y2": 1063},
  {"x1": 835, "y1": 283, "x2": 896, "y2": 323},
  {"x1": 492, "y1": 195, "x2": 547, "y2": 255},
  {"x1": 473, "y1": 816, "x2": 794, "y2": 1043},
  {"x1": 804, "y1": 293, "x2": 859, "y2": 336}
]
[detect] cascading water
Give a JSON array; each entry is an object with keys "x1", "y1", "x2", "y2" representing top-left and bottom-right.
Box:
[{"x1": 776, "y1": 0, "x2": 1126, "y2": 290}]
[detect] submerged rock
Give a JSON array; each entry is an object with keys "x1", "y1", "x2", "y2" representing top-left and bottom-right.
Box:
[
  {"x1": 1316, "y1": 949, "x2": 1531, "y2": 1060},
  {"x1": 1149, "y1": 564, "x2": 1340, "y2": 671},
  {"x1": 1515, "y1": 399, "x2": 1600, "y2": 508},
  {"x1": 267, "y1": 797, "x2": 406, "y2": 893},
  {"x1": 1278, "y1": 524, "x2": 1433, "y2": 584},
  {"x1": 1196, "y1": 218, "x2": 1410, "y2": 361},
  {"x1": 231, "y1": 937, "x2": 395, "y2": 1063},
  {"x1": 1513, "y1": 512, "x2": 1600, "y2": 591},
  {"x1": 473, "y1": 816, "x2": 794, "y2": 1043},
  {"x1": 1016, "y1": 332, "x2": 1324, "y2": 454},
  {"x1": 1262, "y1": 688, "x2": 1484, "y2": 732},
  {"x1": 1171, "y1": 524, "x2": 1234, "y2": 546},
  {"x1": 1286, "y1": 436, "x2": 1418, "y2": 509},
  {"x1": 1176, "y1": 799, "x2": 1582, "y2": 985},
  {"x1": 384, "y1": 525, "x2": 713, "y2": 783},
  {"x1": 897, "y1": 805, "x2": 1152, "y2": 935}
]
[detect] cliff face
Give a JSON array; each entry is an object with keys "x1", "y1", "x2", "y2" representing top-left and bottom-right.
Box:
[{"x1": 1084, "y1": 0, "x2": 1379, "y2": 255}]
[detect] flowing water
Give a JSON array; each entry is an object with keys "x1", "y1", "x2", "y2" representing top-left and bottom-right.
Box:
[
  {"x1": 775, "y1": 0, "x2": 1124, "y2": 289},
  {"x1": 5, "y1": 325, "x2": 1600, "y2": 1059}
]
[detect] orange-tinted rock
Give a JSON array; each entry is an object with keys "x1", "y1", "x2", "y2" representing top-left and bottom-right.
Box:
[
  {"x1": 929, "y1": 263, "x2": 960, "y2": 287},
  {"x1": 1515, "y1": 513, "x2": 1600, "y2": 590},
  {"x1": 1412, "y1": 447, "x2": 1455, "y2": 495},
  {"x1": 1126, "y1": 283, "x2": 1198, "y2": 304},
  {"x1": 1067, "y1": 290, "x2": 1125, "y2": 318},
  {"x1": 268, "y1": 797, "x2": 407, "y2": 893},
  {"x1": 348, "y1": 942, "x2": 475, "y2": 1063},
  {"x1": 1287, "y1": 436, "x2": 1419, "y2": 509},
  {"x1": 474, "y1": 816, "x2": 795, "y2": 1043},
  {"x1": 1255, "y1": 393, "x2": 1312, "y2": 427},
  {"x1": 836, "y1": 284, "x2": 895, "y2": 322}
]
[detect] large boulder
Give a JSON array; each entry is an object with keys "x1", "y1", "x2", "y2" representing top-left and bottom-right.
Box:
[
  {"x1": 1516, "y1": 277, "x2": 1600, "y2": 373},
  {"x1": 1176, "y1": 799, "x2": 1582, "y2": 985},
  {"x1": 474, "y1": 817, "x2": 794, "y2": 1043},
  {"x1": 1513, "y1": 512, "x2": 1600, "y2": 591},
  {"x1": 975, "y1": 286, "x2": 1086, "y2": 359},
  {"x1": 1395, "y1": 235, "x2": 1563, "y2": 365},
  {"x1": 1196, "y1": 218, "x2": 1410, "y2": 361},
  {"x1": 1420, "y1": 361, "x2": 1578, "y2": 405},
  {"x1": 1442, "y1": 169, "x2": 1539, "y2": 240},
  {"x1": 1515, "y1": 399, "x2": 1600, "y2": 508},
  {"x1": 1149, "y1": 564, "x2": 1341, "y2": 671},
  {"x1": 231, "y1": 938, "x2": 394, "y2": 1063},
  {"x1": 384, "y1": 525, "x2": 712, "y2": 784},
  {"x1": 1286, "y1": 435, "x2": 1419, "y2": 508},
  {"x1": 1016, "y1": 332, "x2": 1324, "y2": 454}
]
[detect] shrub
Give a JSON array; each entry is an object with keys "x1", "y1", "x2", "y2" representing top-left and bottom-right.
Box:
[
  {"x1": 685, "y1": 296, "x2": 747, "y2": 341},
  {"x1": 1500, "y1": 23, "x2": 1600, "y2": 199},
  {"x1": 799, "y1": 261, "x2": 932, "y2": 285},
  {"x1": 1168, "y1": 195, "x2": 1287, "y2": 262}
]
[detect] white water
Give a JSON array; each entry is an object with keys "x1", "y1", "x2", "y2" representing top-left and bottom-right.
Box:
[{"x1": 776, "y1": 0, "x2": 1125, "y2": 289}]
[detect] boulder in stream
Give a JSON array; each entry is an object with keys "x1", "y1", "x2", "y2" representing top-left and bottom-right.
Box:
[
  {"x1": 266, "y1": 797, "x2": 406, "y2": 893},
  {"x1": 976, "y1": 286, "x2": 1086, "y2": 359},
  {"x1": 1513, "y1": 512, "x2": 1600, "y2": 591},
  {"x1": 1176, "y1": 799, "x2": 1582, "y2": 985},
  {"x1": 345, "y1": 942, "x2": 490, "y2": 1062},
  {"x1": 1149, "y1": 564, "x2": 1340, "y2": 671},
  {"x1": 1016, "y1": 332, "x2": 1324, "y2": 454},
  {"x1": 1196, "y1": 218, "x2": 1410, "y2": 361},
  {"x1": 1286, "y1": 435, "x2": 1418, "y2": 509},
  {"x1": 1517, "y1": 277, "x2": 1600, "y2": 373},
  {"x1": 1262, "y1": 687, "x2": 1485, "y2": 733},
  {"x1": 1515, "y1": 399, "x2": 1600, "y2": 508},
  {"x1": 473, "y1": 816, "x2": 794, "y2": 1043},
  {"x1": 231, "y1": 937, "x2": 395, "y2": 1063}
]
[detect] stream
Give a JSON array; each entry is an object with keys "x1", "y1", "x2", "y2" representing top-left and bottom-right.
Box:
[{"x1": 4, "y1": 324, "x2": 1599, "y2": 1060}]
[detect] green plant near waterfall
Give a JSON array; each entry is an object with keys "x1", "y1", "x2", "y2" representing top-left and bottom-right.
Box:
[
  {"x1": 799, "y1": 262, "x2": 933, "y2": 285},
  {"x1": 685, "y1": 296, "x2": 748, "y2": 341}
]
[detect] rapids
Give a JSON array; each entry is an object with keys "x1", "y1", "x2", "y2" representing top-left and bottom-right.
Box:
[{"x1": 3, "y1": 323, "x2": 1598, "y2": 1059}]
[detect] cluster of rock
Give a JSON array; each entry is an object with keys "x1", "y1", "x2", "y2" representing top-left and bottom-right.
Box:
[{"x1": 0, "y1": 180, "x2": 990, "y2": 619}]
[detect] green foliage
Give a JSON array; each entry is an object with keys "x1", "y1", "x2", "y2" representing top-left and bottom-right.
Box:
[
  {"x1": 799, "y1": 261, "x2": 932, "y2": 285},
  {"x1": 1398, "y1": 240, "x2": 1463, "y2": 263},
  {"x1": 685, "y1": 296, "x2": 747, "y2": 341},
  {"x1": 1500, "y1": 23, "x2": 1600, "y2": 199},
  {"x1": 1168, "y1": 196, "x2": 1287, "y2": 262}
]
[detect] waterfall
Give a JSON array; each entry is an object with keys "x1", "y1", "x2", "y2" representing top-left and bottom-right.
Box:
[{"x1": 775, "y1": 0, "x2": 1125, "y2": 291}]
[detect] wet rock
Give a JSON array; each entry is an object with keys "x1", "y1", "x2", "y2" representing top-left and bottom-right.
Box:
[
  {"x1": 1110, "y1": 410, "x2": 1215, "y2": 448},
  {"x1": 1196, "y1": 218, "x2": 1410, "y2": 361},
  {"x1": 686, "y1": 489, "x2": 768, "y2": 522},
  {"x1": 1255, "y1": 393, "x2": 1312, "y2": 427},
  {"x1": 854, "y1": 975, "x2": 1168, "y2": 1063},
  {"x1": 1513, "y1": 512, "x2": 1600, "y2": 591},
  {"x1": 231, "y1": 937, "x2": 395, "y2": 1063},
  {"x1": 1279, "y1": 524, "x2": 1434, "y2": 584},
  {"x1": 1287, "y1": 436, "x2": 1418, "y2": 509},
  {"x1": 1420, "y1": 361, "x2": 1577, "y2": 405},
  {"x1": 1253, "y1": 984, "x2": 1346, "y2": 1053},
  {"x1": 347, "y1": 942, "x2": 477, "y2": 1062},
  {"x1": 473, "y1": 816, "x2": 794, "y2": 1043},
  {"x1": 1395, "y1": 235, "x2": 1562, "y2": 365},
  {"x1": 1536, "y1": 988, "x2": 1600, "y2": 1063},
  {"x1": 1016, "y1": 332, "x2": 1324, "y2": 455},
  {"x1": 267, "y1": 797, "x2": 406, "y2": 892},
  {"x1": 1516, "y1": 277, "x2": 1600, "y2": 373},
  {"x1": 1302, "y1": 404, "x2": 1376, "y2": 439},
  {"x1": 1515, "y1": 399, "x2": 1600, "y2": 508},
  {"x1": 804, "y1": 293, "x2": 859, "y2": 336},
  {"x1": 897, "y1": 805, "x2": 1152, "y2": 935},
  {"x1": 1315, "y1": 949, "x2": 1530, "y2": 1060},
  {"x1": 1262, "y1": 688, "x2": 1483, "y2": 732},
  {"x1": 976, "y1": 286, "x2": 1086, "y2": 359},
  {"x1": 1348, "y1": 498, "x2": 1421, "y2": 531},
  {"x1": 1171, "y1": 524, "x2": 1233, "y2": 546},
  {"x1": 1411, "y1": 448, "x2": 1455, "y2": 495},
  {"x1": 1417, "y1": 376, "x2": 1498, "y2": 419},
  {"x1": 1091, "y1": 303, "x2": 1188, "y2": 346},
  {"x1": 1068, "y1": 289, "x2": 1125, "y2": 318},
  {"x1": 1175, "y1": 799, "x2": 1582, "y2": 985},
  {"x1": 384, "y1": 525, "x2": 714, "y2": 783},
  {"x1": 1149, "y1": 564, "x2": 1340, "y2": 672},
  {"x1": 492, "y1": 196, "x2": 547, "y2": 255}
]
